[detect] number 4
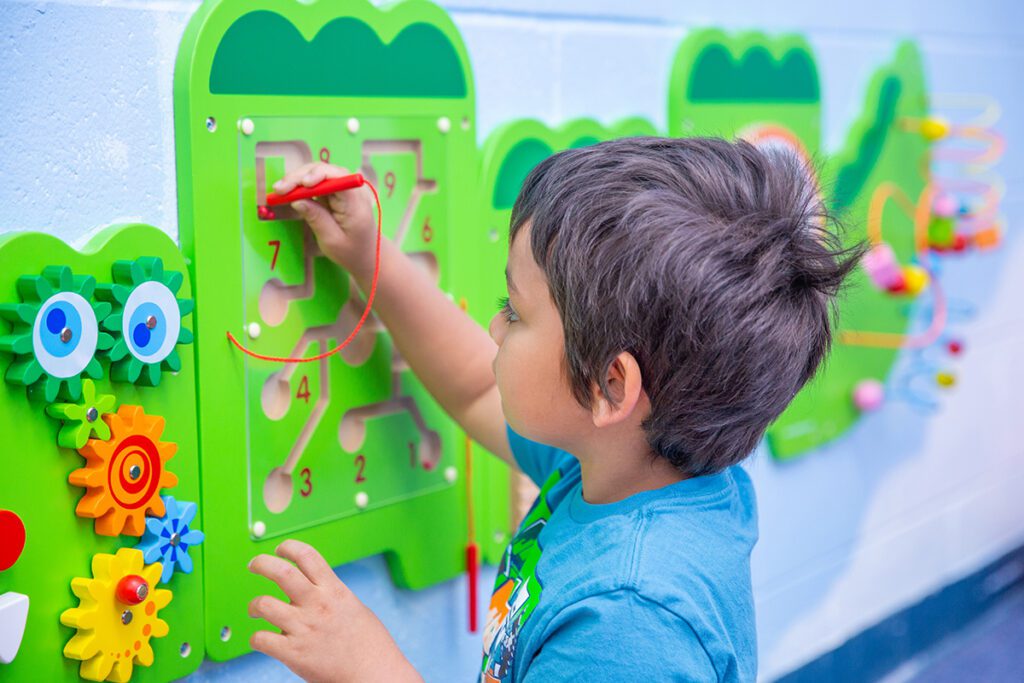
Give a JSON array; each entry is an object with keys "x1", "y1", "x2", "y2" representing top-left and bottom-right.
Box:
[{"x1": 296, "y1": 376, "x2": 311, "y2": 403}]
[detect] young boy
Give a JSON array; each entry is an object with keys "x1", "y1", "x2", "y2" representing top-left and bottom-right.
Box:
[{"x1": 246, "y1": 137, "x2": 859, "y2": 682}]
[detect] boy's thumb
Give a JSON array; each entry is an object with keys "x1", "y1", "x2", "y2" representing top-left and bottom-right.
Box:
[{"x1": 292, "y1": 200, "x2": 338, "y2": 239}]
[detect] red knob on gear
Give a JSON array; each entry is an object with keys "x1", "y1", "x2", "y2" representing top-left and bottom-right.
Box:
[
  {"x1": 0, "y1": 510, "x2": 26, "y2": 571},
  {"x1": 115, "y1": 574, "x2": 150, "y2": 605}
]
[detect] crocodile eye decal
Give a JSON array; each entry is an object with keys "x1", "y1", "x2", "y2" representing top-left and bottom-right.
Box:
[
  {"x1": 34, "y1": 292, "x2": 100, "y2": 379},
  {"x1": 0, "y1": 266, "x2": 112, "y2": 401},
  {"x1": 98, "y1": 257, "x2": 193, "y2": 386},
  {"x1": 122, "y1": 281, "x2": 182, "y2": 365}
]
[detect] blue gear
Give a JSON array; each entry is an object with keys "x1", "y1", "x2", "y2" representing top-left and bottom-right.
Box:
[{"x1": 135, "y1": 495, "x2": 204, "y2": 584}]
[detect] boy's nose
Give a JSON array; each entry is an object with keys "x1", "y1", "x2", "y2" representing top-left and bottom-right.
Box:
[{"x1": 488, "y1": 312, "x2": 505, "y2": 345}]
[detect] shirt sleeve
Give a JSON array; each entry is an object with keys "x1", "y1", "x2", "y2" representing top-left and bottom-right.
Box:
[
  {"x1": 506, "y1": 423, "x2": 575, "y2": 488},
  {"x1": 520, "y1": 589, "x2": 719, "y2": 683}
]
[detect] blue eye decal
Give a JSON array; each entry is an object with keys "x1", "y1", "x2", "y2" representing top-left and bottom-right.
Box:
[
  {"x1": 0, "y1": 266, "x2": 112, "y2": 401},
  {"x1": 36, "y1": 295, "x2": 93, "y2": 367},
  {"x1": 123, "y1": 283, "x2": 179, "y2": 363},
  {"x1": 98, "y1": 258, "x2": 193, "y2": 386}
]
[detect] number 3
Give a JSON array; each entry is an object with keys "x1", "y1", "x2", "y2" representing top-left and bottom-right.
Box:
[{"x1": 300, "y1": 467, "x2": 313, "y2": 497}]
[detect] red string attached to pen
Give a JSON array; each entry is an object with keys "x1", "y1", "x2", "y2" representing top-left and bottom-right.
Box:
[{"x1": 226, "y1": 174, "x2": 383, "y2": 364}]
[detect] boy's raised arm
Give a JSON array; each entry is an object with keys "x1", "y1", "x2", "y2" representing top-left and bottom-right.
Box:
[{"x1": 275, "y1": 163, "x2": 515, "y2": 468}]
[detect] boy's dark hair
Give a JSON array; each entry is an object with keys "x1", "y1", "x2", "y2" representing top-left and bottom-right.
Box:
[{"x1": 510, "y1": 136, "x2": 863, "y2": 476}]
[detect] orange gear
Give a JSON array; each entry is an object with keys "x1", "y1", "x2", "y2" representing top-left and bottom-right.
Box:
[{"x1": 70, "y1": 405, "x2": 178, "y2": 537}]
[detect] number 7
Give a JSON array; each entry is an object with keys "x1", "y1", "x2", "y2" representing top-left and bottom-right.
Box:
[{"x1": 268, "y1": 240, "x2": 281, "y2": 270}]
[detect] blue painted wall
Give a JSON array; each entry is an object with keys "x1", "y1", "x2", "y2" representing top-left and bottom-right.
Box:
[{"x1": 2, "y1": 1, "x2": 1022, "y2": 681}]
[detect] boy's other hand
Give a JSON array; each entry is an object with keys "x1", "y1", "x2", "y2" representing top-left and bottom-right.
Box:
[
  {"x1": 273, "y1": 162, "x2": 380, "y2": 282},
  {"x1": 248, "y1": 540, "x2": 423, "y2": 683}
]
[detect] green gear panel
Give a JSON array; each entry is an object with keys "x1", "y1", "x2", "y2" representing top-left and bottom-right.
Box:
[{"x1": 0, "y1": 225, "x2": 204, "y2": 682}]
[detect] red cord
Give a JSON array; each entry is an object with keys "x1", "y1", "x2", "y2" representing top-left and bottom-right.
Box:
[{"x1": 226, "y1": 179, "x2": 383, "y2": 364}]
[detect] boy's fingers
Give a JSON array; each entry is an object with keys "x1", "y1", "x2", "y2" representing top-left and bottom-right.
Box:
[
  {"x1": 272, "y1": 162, "x2": 320, "y2": 193},
  {"x1": 276, "y1": 539, "x2": 337, "y2": 587},
  {"x1": 300, "y1": 163, "x2": 352, "y2": 188},
  {"x1": 250, "y1": 630, "x2": 289, "y2": 661},
  {"x1": 249, "y1": 553, "x2": 315, "y2": 603},
  {"x1": 273, "y1": 162, "x2": 351, "y2": 193},
  {"x1": 248, "y1": 595, "x2": 297, "y2": 632}
]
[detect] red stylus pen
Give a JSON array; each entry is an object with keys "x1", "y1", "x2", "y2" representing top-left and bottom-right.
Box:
[
  {"x1": 258, "y1": 173, "x2": 367, "y2": 220},
  {"x1": 264, "y1": 172, "x2": 366, "y2": 206}
]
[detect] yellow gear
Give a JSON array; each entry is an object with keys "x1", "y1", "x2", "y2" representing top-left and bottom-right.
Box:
[
  {"x1": 60, "y1": 548, "x2": 172, "y2": 682},
  {"x1": 70, "y1": 405, "x2": 179, "y2": 536}
]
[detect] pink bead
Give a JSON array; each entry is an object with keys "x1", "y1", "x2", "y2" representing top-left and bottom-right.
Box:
[
  {"x1": 862, "y1": 244, "x2": 905, "y2": 291},
  {"x1": 853, "y1": 379, "x2": 885, "y2": 411},
  {"x1": 933, "y1": 193, "x2": 958, "y2": 218}
]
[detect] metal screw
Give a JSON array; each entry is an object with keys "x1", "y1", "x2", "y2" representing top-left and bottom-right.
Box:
[
  {"x1": 121, "y1": 609, "x2": 133, "y2": 625},
  {"x1": 86, "y1": 407, "x2": 99, "y2": 423},
  {"x1": 134, "y1": 583, "x2": 149, "y2": 601},
  {"x1": 170, "y1": 532, "x2": 181, "y2": 547},
  {"x1": 146, "y1": 315, "x2": 157, "y2": 330},
  {"x1": 60, "y1": 327, "x2": 73, "y2": 343},
  {"x1": 205, "y1": 117, "x2": 217, "y2": 133},
  {"x1": 129, "y1": 465, "x2": 142, "y2": 480}
]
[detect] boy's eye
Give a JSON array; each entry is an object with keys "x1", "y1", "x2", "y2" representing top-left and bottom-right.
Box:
[{"x1": 496, "y1": 296, "x2": 519, "y2": 323}]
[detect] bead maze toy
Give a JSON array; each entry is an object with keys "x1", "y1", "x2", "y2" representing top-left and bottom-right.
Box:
[
  {"x1": 174, "y1": 0, "x2": 508, "y2": 659},
  {"x1": 0, "y1": 225, "x2": 203, "y2": 681}
]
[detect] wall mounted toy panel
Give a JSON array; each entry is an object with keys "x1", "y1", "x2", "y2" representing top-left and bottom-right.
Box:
[
  {"x1": 669, "y1": 32, "x2": 1006, "y2": 460},
  {"x1": 174, "y1": 0, "x2": 507, "y2": 660},
  {"x1": 472, "y1": 117, "x2": 658, "y2": 527},
  {"x1": 0, "y1": 225, "x2": 203, "y2": 682}
]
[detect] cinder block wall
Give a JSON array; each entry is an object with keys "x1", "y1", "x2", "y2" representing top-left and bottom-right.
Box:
[{"x1": 2, "y1": 2, "x2": 1021, "y2": 681}]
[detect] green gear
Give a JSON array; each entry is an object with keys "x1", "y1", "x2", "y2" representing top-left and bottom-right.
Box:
[
  {"x1": 0, "y1": 266, "x2": 113, "y2": 401},
  {"x1": 45, "y1": 379, "x2": 117, "y2": 449},
  {"x1": 96, "y1": 257, "x2": 194, "y2": 386}
]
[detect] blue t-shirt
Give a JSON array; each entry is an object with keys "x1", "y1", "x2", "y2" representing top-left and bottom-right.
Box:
[{"x1": 480, "y1": 425, "x2": 758, "y2": 682}]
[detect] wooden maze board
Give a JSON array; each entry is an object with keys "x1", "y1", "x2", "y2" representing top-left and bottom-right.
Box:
[{"x1": 174, "y1": 0, "x2": 508, "y2": 660}]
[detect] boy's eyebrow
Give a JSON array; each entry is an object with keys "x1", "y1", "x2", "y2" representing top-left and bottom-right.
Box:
[{"x1": 505, "y1": 268, "x2": 518, "y2": 294}]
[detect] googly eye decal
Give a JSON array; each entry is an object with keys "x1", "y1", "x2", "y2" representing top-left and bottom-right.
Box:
[
  {"x1": 33, "y1": 291, "x2": 100, "y2": 378},
  {"x1": 0, "y1": 266, "x2": 113, "y2": 401},
  {"x1": 98, "y1": 257, "x2": 194, "y2": 386}
]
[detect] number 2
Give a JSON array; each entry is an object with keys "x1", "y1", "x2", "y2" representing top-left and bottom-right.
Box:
[
  {"x1": 268, "y1": 240, "x2": 281, "y2": 270},
  {"x1": 300, "y1": 467, "x2": 313, "y2": 497},
  {"x1": 296, "y1": 376, "x2": 311, "y2": 403},
  {"x1": 354, "y1": 454, "x2": 367, "y2": 483}
]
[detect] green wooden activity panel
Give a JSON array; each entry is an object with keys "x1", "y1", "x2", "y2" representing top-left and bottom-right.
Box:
[
  {"x1": 669, "y1": 32, "x2": 932, "y2": 459},
  {"x1": 174, "y1": 0, "x2": 507, "y2": 661},
  {"x1": 0, "y1": 225, "x2": 204, "y2": 682}
]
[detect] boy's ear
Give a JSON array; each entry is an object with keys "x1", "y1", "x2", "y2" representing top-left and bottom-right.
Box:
[{"x1": 591, "y1": 351, "x2": 646, "y2": 428}]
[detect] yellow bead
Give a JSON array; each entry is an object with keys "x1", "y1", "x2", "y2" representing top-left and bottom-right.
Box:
[
  {"x1": 901, "y1": 265, "x2": 930, "y2": 296},
  {"x1": 936, "y1": 372, "x2": 956, "y2": 387},
  {"x1": 920, "y1": 117, "x2": 950, "y2": 141}
]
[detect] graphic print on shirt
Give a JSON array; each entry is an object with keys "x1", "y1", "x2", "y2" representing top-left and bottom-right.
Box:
[{"x1": 480, "y1": 466, "x2": 564, "y2": 682}]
